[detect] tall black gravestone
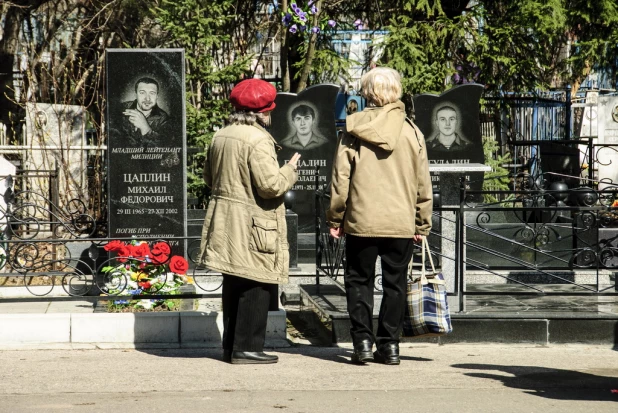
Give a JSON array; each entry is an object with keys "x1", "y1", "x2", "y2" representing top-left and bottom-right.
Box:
[
  {"x1": 106, "y1": 49, "x2": 186, "y2": 255},
  {"x1": 413, "y1": 84, "x2": 485, "y2": 195},
  {"x1": 270, "y1": 84, "x2": 340, "y2": 233}
]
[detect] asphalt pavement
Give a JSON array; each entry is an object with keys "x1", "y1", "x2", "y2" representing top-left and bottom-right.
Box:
[{"x1": 0, "y1": 344, "x2": 617, "y2": 412}]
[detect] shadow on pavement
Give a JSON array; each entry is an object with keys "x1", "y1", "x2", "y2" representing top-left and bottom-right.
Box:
[
  {"x1": 452, "y1": 363, "x2": 618, "y2": 402},
  {"x1": 137, "y1": 348, "x2": 224, "y2": 362},
  {"x1": 277, "y1": 346, "x2": 433, "y2": 365}
]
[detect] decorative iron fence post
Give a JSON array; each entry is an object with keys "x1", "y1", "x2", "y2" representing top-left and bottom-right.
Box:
[
  {"x1": 457, "y1": 175, "x2": 467, "y2": 312},
  {"x1": 315, "y1": 189, "x2": 320, "y2": 293},
  {"x1": 565, "y1": 85, "x2": 572, "y2": 140}
]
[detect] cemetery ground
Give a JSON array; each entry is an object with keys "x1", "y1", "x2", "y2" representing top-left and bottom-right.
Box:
[
  {"x1": 0, "y1": 299, "x2": 617, "y2": 412},
  {"x1": 0, "y1": 343, "x2": 616, "y2": 412}
]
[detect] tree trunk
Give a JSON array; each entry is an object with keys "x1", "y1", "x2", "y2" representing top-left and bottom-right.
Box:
[
  {"x1": 280, "y1": 0, "x2": 290, "y2": 92},
  {"x1": 0, "y1": 6, "x2": 25, "y2": 141},
  {"x1": 571, "y1": 59, "x2": 592, "y2": 98},
  {"x1": 295, "y1": 0, "x2": 322, "y2": 93}
]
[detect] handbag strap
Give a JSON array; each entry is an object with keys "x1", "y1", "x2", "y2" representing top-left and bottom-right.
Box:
[
  {"x1": 421, "y1": 237, "x2": 427, "y2": 285},
  {"x1": 423, "y1": 237, "x2": 436, "y2": 274},
  {"x1": 421, "y1": 236, "x2": 444, "y2": 285}
]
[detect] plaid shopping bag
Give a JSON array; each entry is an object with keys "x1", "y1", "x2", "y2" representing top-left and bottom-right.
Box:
[{"x1": 402, "y1": 237, "x2": 453, "y2": 338}]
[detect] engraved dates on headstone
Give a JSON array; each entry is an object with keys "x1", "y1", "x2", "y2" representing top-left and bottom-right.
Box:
[
  {"x1": 270, "y1": 84, "x2": 340, "y2": 232},
  {"x1": 106, "y1": 49, "x2": 186, "y2": 253}
]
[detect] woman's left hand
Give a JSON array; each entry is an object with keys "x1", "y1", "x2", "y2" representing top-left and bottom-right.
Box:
[{"x1": 330, "y1": 227, "x2": 344, "y2": 239}]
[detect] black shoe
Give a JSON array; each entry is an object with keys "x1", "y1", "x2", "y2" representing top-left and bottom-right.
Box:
[
  {"x1": 231, "y1": 351, "x2": 278, "y2": 364},
  {"x1": 351, "y1": 339, "x2": 373, "y2": 364},
  {"x1": 374, "y1": 343, "x2": 400, "y2": 365},
  {"x1": 223, "y1": 349, "x2": 232, "y2": 363}
]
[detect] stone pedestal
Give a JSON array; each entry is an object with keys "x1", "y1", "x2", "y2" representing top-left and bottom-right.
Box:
[
  {"x1": 428, "y1": 163, "x2": 491, "y2": 310},
  {"x1": 285, "y1": 210, "x2": 299, "y2": 270}
]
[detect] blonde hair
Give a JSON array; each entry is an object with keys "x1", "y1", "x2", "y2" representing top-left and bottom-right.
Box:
[
  {"x1": 360, "y1": 67, "x2": 403, "y2": 107},
  {"x1": 228, "y1": 110, "x2": 270, "y2": 127}
]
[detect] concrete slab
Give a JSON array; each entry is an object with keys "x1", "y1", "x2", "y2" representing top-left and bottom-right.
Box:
[
  {"x1": 179, "y1": 311, "x2": 221, "y2": 344},
  {"x1": 0, "y1": 314, "x2": 70, "y2": 344},
  {"x1": 46, "y1": 301, "x2": 94, "y2": 313},
  {"x1": 71, "y1": 313, "x2": 179, "y2": 344},
  {"x1": 0, "y1": 286, "x2": 70, "y2": 298},
  {"x1": 0, "y1": 301, "x2": 50, "y2": 314}
]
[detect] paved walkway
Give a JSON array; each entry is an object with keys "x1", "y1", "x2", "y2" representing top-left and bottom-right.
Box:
[{"x1": 0, "y1": 344, "x2": 616, "y2": 412}]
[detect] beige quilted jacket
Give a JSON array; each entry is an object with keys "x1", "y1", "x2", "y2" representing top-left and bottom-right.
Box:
[
  {"x1": 199, "y1": 124, "x2": 297, "y2": 284},
  {"x1": 327, "y1": 100, "x2": 433, "y2": 238}
]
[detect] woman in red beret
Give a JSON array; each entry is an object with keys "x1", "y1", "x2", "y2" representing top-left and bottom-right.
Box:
[{"x1": 199, "y1": 79, "x2": 301, "y2": 364}]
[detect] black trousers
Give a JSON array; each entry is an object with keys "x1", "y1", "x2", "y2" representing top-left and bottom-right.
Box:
[
  {"x1": 221, "y1": 274, "x2": 271, "y2": 352},
  {"x1": 344, "y1": 235, "x2": 413, "y2": 348}
]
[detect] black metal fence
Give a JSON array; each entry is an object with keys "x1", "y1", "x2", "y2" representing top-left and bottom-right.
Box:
[
  {"x1": 314, "y1": 174, "x2": 618, "y2": 314},
  {"x1": 0, "y1": 174, "x2": 219, "y2": 305}
]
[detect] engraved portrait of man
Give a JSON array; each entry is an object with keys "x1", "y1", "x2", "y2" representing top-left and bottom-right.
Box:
[
  {"x1": 425, "y1": 105, "x2": 472, "y2": 152},
  {"x1": 279, "y1": 103, "x2": 328, "y2": 150},
  {"x1": 118, "y1": 77, "x2": 169, "y2": 147}
]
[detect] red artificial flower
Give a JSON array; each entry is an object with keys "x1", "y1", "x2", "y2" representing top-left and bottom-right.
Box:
[
  {"x1": 151, "y1": 253, "x2": 169, "y2": 265},
  {"x1": 138, "y1": 281, "x2": 152, "y2": 290},
  {"x1": 132, "y1": 242, "x2": 151, "y2": 260},
  {"x1": 103, "y1": 240, "x2": 125, "y2": 252},
  {"x1": 151, "y1": 242, "x2": 171, "y2": 264},
  {"x1": 152, "y1": 242, "x2": 171, "y2": 255},
  {"x1": 169, "y1": 256, "x2": 189, "y2": 275},
  {"x1": 116, "y1": 245, "x2": 131, "y2": 263}
]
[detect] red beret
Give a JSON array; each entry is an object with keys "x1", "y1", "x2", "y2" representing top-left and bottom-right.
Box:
[{"x1": 230, "y1": 79, "x2": 277, "y2": 113}]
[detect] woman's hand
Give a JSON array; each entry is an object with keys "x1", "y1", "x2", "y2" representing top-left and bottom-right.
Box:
[
  {"x1": 330, "y1": 227, "x2": 344, "y2": 239},
  {"x1": 288, "y1": 153, "x2": 301, "y2": 170}
]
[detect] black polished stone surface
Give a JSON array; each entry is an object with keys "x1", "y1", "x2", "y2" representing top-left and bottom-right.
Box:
[
  {"x1": 106, "y1": 50, "x2": 186, "y2": 256},
  {"x1": 299, "y1": 283, "x2": 618, "y2": 344},
  {"x1": 286, "y1": 211, "x2": 298, "y2": 269},
  {"x1": 270, "y1": 84, "x2": 340, "y2": 233},
  {"x1": 413, "y1": 84, "x2": 485, "y2": 195}
]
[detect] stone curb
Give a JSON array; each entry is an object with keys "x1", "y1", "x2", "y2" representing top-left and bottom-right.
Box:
[{"x1": 0, "y1": 310, "x2": 289, "y2": 349}]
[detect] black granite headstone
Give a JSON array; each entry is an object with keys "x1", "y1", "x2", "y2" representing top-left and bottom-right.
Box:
[
  {"x1": 413, "y1": 84, "x2": 485, "y2": 195},
  {"x1": 270, "y1": 84, "x2": 340, "y2": 233},
  {"x1": 106, "y1": 49, "x2": 186, "y2": 255}
]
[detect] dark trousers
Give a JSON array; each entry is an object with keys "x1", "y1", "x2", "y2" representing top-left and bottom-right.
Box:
[
  {"x1": 345, "y1": 235, "x2": 413, "y2": 348},
  {"x1": 222, "y1": 274, "x2": 271, "y2": 352}
]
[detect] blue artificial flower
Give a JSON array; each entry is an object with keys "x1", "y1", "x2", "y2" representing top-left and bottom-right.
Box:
[
  {"x1": 310, "y1": 4, "x2": 318, "y2": 13},
  {"x1": 311, "y1": 26, "x2": 320, "y2": 34},
  {"x1": 282, "y1": 12, "x2": 292, "y2": 26},
  {"x1": 299, "y1": 12, "x2": 307, "y2": 22},
  {"x1": 289, "y1": 24, "x2": 298, "y2": 33},
  {"x1": 354, "y1": 19, "x2": 363, "y2": 30},
  {"x1": 328, "y1": 19, "x2": 336, "y2": 28}
]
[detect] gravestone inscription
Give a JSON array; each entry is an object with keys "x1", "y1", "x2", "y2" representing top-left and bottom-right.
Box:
[
  {"x1": 270, "y1": 84, "x2": 340, "y2": 232},
  {"x1": 106, "y1": 49, "x2": 186, "y2": 254},
  {"x1": 413, "y1": 84, "x2": 485, "y2": 196}
]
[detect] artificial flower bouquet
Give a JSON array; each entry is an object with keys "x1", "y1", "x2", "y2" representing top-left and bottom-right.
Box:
[{"x1": 101, "y1": 240, "x2": 191, "y2": 311}]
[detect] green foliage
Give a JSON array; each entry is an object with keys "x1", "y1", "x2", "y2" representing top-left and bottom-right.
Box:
[
  {"x1": 154, "y1": 0, "x2": 250, "y2": 206},
  {"x1": 293, "y1": 39, "x2": 357, "y2": 85},
  {"x1": 482, "y1": 136, "x2": 512, "y2": 203},
  {"x1": 563, "y1": 0, "x2": 618, "y2": 90},
  {"x1": 467, "y1": 1, "x2": 567, "y2": 92},
  {"x1": 379, "y1": 4, "x2": 477, "y2": 95}
]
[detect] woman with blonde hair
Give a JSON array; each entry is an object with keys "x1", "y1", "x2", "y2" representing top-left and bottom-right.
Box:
[{"x1": 327, "y1": 67, "x2": 433, "y2": 365}]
